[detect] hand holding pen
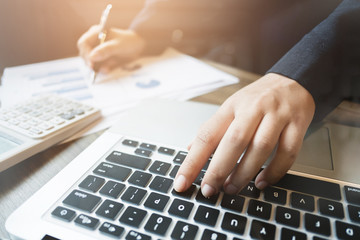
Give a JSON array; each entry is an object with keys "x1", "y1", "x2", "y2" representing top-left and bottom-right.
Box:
[
  {"x1": 77, "y1": 5, "x2": 147, "y2": 84},
  {"x1": 91, "y1": 4, "x2": 112, "y2": 84}
]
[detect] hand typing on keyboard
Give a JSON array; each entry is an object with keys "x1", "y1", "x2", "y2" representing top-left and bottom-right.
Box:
[{"x1": 174, "y1": 73, "x2": 315, "y2": 197}]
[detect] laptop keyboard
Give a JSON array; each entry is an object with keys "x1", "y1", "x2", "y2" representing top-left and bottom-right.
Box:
[{"x1": 47, "y1": 137, "x2": 360, "y2": 239}]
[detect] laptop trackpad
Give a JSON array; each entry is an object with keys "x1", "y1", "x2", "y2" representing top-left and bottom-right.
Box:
[{"x1": 295, "y1": 125, "x2": 333, "y2": 170}]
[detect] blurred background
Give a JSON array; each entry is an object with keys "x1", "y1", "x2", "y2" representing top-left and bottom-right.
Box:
[{"x1": 0, "y1": 0, "x2": 145, "y2": 75}]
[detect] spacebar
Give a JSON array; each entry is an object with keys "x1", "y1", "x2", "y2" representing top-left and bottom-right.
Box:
[{"x1": 274, "y1": 173, "x2": 341, "y2": 200}]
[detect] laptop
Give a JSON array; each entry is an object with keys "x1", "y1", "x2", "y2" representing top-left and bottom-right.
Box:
[{"x1": 5, "y1": 99, "x2": 360, "y2": 240}]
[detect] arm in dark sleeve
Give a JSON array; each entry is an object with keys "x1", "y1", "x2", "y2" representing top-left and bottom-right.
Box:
[{"x1": 268, "y1": 0, "x2": 360, "y2": 122}]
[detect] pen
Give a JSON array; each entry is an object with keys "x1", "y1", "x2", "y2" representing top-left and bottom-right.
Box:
[{"x1": 92, "y1": 3, "x2": 113, "y2": 84}]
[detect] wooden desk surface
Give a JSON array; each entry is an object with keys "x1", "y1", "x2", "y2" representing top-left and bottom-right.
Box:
[{"x1": 0, "y1": 63, "x2": 259, "y2": 239}]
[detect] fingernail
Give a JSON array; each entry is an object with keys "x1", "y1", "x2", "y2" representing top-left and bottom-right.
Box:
[
  {"x1": 225, "y1": 183, "x2": 239, "y2": 195},
  {"x1": 256, "y1": 181, "x2": 268, "y2": 190},
  {"x1": 174, "y1": 175, "x2": 187, "y2": 192},
  {"x1": 202, "y1": 184, "x2": 216, "y2": 198}
]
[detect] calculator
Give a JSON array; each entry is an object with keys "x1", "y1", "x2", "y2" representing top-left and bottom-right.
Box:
[{"x1": 0, "y1": 94, "x2": 101, "y2": 172}]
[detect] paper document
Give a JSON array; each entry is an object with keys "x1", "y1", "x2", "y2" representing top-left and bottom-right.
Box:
[{"x1": 0, "y1": 48, "x2": 239, "y2": 139}]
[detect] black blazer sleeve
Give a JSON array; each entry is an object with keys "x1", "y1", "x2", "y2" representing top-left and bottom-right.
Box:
[{"x1": 268, "y1": 0, "x2": 360, "y2": 122}]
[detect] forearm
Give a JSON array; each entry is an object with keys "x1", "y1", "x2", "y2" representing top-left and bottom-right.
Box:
[{"x1": 268, "y1": 0, "x2": 360, "y2": 121}]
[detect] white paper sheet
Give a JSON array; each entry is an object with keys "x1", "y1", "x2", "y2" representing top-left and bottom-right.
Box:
[{"x1": 0, "y1": 48, "x2": 239, "y2": 139}]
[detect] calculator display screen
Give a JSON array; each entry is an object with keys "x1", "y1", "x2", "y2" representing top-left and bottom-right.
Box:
[{"x1": 0, "y1": 133, "x2": 21, "y2": 154}]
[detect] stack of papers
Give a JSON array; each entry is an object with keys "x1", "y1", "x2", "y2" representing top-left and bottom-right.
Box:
[{"x1": 0, "y1": 48, "x2": 238, "y2": 140}]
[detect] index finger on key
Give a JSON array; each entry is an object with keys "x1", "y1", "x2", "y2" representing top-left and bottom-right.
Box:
[{"x1": 173, "y1": 107, "x2": 233, "y2": 192}]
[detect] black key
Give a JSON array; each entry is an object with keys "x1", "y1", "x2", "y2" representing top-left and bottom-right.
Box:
[
  {"x1": 201, "y1": 229, "x2": 227, "y2": 240},
  {"x1": 318, "y1": 198, "x2": 344, "y2": 219},
  {"x1": 119, "y1": 206, "x2": 147, "y2": 228},
  {"x1": 275, "y1": 173, "x2": 341, "y2": 200},
  {"x1": 149, "y1": 176, "x2": 173, "y2": 193},
  {"x1": 106, "y1": 151, "x2": 151, "y2": 170},
  {"x1": 281, "y1": 228, "x2": 306, "y2": 240},
  {"x1": 63, "y1": 190, "x2": 101, "y2": 213},
  {"x1": 122, "y1": 139, "x2": 138, "y2": 147},
  {"x1": 239, "y1": 182, "x2": 260, "y2": 198},
  {"x1": 128, "y1": 170, "x2": 152, "y2": 187},
  {"x1": 78, "y1": 175, "x2": 105, "y2": 193},
  {"x1": 51, "y1": 206, "x2": 76, "y2": 222},
  {"x1": 95, "y1": 199, "x2": 123, "y2": 220},
  {"x1": 250, "y1": 219, "x2": 276, "y2": 240},
  {"x1": 134, "y1": 148, "x2": 152, "y2": 157},
  {"x1": 221, "y1": 212, "x2": 247, "y2": 235},
  {"x1": 194, "y1": 205, "x2": 220, "y2": 226},
  {"x1": 168, "y1": 198, "x2": 194, "y2": 219},
  {"x1": 121, "y1": 186, "x2": 147, "y2": 205},
  {"x1": 172, "y1": 184, "x2": 197, "y2": 199},
  {"x1": 173, "y1": 151, "x2": 187, "y2": 164},
  {"x1": 140, "y1": 142, "x2": 157, "y2": 151},
  {"x1": 304, "y1": 213, "x2": 331, "y2": 236},
  {"x1": 74, "y1": 214, "x2": 99, "y2": 230},
  {"x1": 247, "y1": 199, "x2": 272, "y2": 220},
  {"x1": 144, "y1": 213, "x2": 172, "y2": 236},
  {"x1": 348, "y1": 205, "x2": 360, "y2": 223},
  {"x1": 171, "y1": 221, "x2": 198, "y2": 240},
  {"x1": 99, "y1": 180, "x2": 125, "y2": 199},
  {"x1": 335, "y1": 220, "x2": 360, "y2": 240},
  {"x1": 169, "y1": 165, "x2": 180, "y2": 178},
  {"x1": 144, "y1": 192, "x2": 170, "y2": 212},
  {"x1": 275, "y1": 206, "x2": 300, "y2": 228},
  {"x1": 291, "y1": 192, "x2": 315, "y2": 212},
  {"x1": 313, "y1": 237, "x2": 327, "y2": 240},
  {"x1": 195, "y1": 190, "x2": 219, "y2": 205},
  {"x1": 99, "y1": 222, "x2": 124, "y2": 238},
  {"x1": 263, "y1": 186, "x2": 287, "y2": 205},
  {"x1": 149, "y1": 160, "x2": 171, "y2": 176},
  {"x1": 202, "y1": 160, "x2": 211, "y2": 170},
  {"x1": 158, "y1": 146, "x2": 175, "y2": 156},
  {"x1": 345, "y1": 186, "x2": 360, "y2": 205},
  {"x1": 93, "y1": 162, "x2": 131, "y2": 182},
  {"x1": 126, "y1": 230, "x2": 151, "y2": 240},
  {"x1": 221, "y1": 194, "x2": 245, "y2": 213},
  {"x1": 194, "y1": 170, "x2": 206, "y2": 185}
]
